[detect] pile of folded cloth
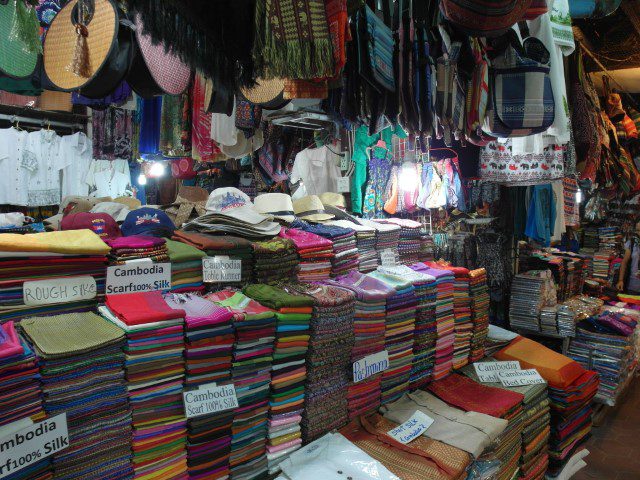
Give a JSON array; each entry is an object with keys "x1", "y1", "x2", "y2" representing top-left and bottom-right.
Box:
[
  {"x1": 360, "y1": 219, "x2": 401, "y2": 264},
  {"x1": 428, "y1": 374, "x2": 525, "y2": 480},
  {"x1": 164, "y1": 239, "x2": 206, "y2": 293},
  {"x1": 420, "y1": 234, "x2": 436, "y2": 262},
  {"x1": 1, "y1": 321, "x2": 52, "y2": 480},
  {"x1": 252, "y1": 238, "x2": 300, "y2": 285},
  {"x1": 376, "y1": 218, "x2": 425, "y2": 265},
  {"x1": 328, "y1": 220, "x2": 378, "y2": 272},
  {"x1": 462, "y1": 359, "x2": 551, "y2": 480},
  {"x1": 411, "y1": 263, "x2": 455, "y2": 381},
  {"x1": 100, "y1": 292, "x2": 188, "y2": 480},
  {"x1": 288, "y1": 283, "x2": 355, "y2": 443},
  {"x1": 21, "y1": 312, "x2": 133, "y2": 480},
  {"x1": 0, "y1": 230, "x2": 110, "y2": 323},
  {"x1": 330, "y1": 271, "x2": 392, "y2": 419},
  {"x1": 163, "y1": 293, "x2": 235, "y2": 479},
  {"x1": 206, "y1": 289, "x2": 276, "y2": 480},
  {"x1": 496, "y1": 336, "x2": 600, "y2": 476},
  {"x1": 107, "y1": 235, "x2": 169, "y2": 265},
  {"x1": 368, "y1": 270, "x2": 417, "y2": 405},
  {"x1": 242, "y1": 284, "x2": 312, "y2": 475},
  {"x1": 279, "y1": 228, "x2": 333, "y2": 282},
  {"x1": 469, "y1": 268, "x2": 490, "y2": 362},
  {"x1": 378, "y1": 265, "x2": 437, "y2": 389},
  {"x1": 172, "y1": 231, "x2": 254, "y2": 284}
]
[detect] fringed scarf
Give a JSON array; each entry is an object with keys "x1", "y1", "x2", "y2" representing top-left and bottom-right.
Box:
[{"x1": 253, "y1": 0, "x2": 335, "y2": 80}]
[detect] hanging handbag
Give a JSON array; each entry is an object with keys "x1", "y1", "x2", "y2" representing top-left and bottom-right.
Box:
[
  {"x1": 465, "y1": 38, "x2": 495, "y2": 146},
  {"x1": 440, "y1": 0, "x2": 533, "y2": 37},
  {"x1": 356, "y1": 0, "x2": 395, "y2": 93},
  {"x1": 170, "y1": 157, "x2": 196, "y2": 180}
]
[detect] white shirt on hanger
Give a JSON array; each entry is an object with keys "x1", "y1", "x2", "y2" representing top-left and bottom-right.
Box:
[
  {"x1": 290, "y1": 145, "x2": 342, "y2": 199},
  {"x1": 85, "y1": 159, "x2": 131, "y2": 198},
  {"x1": 23, "y1": 129, "x2": 63, "y2": 206},
  {"x1": 210, "y1": 97, "x2": 239, "y2": 146},
  {"x1": 59, "y1": 132, "x2": 93, "y2": 197},
  {"x1": 0, "y1": 127, "x2": 30, "y2": 206}
]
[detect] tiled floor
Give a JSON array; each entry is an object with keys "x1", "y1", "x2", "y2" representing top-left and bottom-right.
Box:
[{"x1": 573, "y1": 378, "x2": 640, "y2": 480}]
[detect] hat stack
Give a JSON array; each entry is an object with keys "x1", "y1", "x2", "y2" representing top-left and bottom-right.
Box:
[
  {"x1": 61, "y1": 212, "x2": 122, "y2": 240},
  {"x1": 160, "y1": 186, "x2": 209, "y2": 228},
  {"x1": 292, "y1": 195, "x2": 334, "y2": 223},
  {"x1": 90, "y1": 202, "x2": 132, "y2": 223},
  {"x1": 44, "y1": 195, "x2": 112, "y2": 230},
  {"x1": 254, "y1": 193, "x2": 296, "y2": 224},
  {"x1": 252, "y1": 238, "x2": 300, "y2": 285},
  {"x1": 279, "y1": 227, "x2": 334, "y2": 282}
]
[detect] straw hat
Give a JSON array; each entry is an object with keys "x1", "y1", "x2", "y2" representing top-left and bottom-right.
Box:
[
  {"x1": 239, "y1": 77, "x2": 289, "y2": 110},
  {"x1": 318, "y1": 192, "x2": 346, "y2": 209},
  {"x1": 293, "y1": 195, "x2": 335, "y2": 223},
  {"x1": 113, "y1": 196, "x2": 142, "y2": 210},
  {"x1": 254, "y1": 193, "x2": 295, "y2": 223}
]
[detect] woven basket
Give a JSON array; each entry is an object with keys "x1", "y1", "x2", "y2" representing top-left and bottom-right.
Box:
[
  {"x1": 39, "y1": 90, "x2": 73, "y2": 112},
  {"x1": 239, "y1": 77, "x2": 288, "y2": 109},
  {"x1": 0, "y1": 0, "x2": 39, "y2": 78}
]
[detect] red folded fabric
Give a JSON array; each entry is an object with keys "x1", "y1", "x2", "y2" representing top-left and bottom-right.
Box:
[{"x1": 106, "y1": 291, "x2": 186, "y2": 325}]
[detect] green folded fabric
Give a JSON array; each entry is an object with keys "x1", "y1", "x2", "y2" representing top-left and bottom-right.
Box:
[{"x1": 165, "y1": 238, "x2": 207, "y2": 263}]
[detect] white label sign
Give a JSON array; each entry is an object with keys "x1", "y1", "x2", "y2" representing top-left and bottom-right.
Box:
[
  {"x1": 106, "y1": 261, "x2": 171, "y2": 295},
  {"x1": 337, "y1": 176, "x2": 351, "y2": 193},
  {"x1": 0, "y1": 414, "x2": 69, "y2": 479},
  {"x1": 183, "y1": 383, "x2": 239, "y2": 418},
  {"x1": 380, "y1": 249, "x2": 397, "y2": 267},
  {"x1": 23, "y1": 276, "x2": 96, "y2": 306},
  {"x1": 387, "y1": 411, "x2": 434, "y2": 444},
  {"x1": 353, "y1": 350, "x2": 389, "y2": 383},
  {"x1": 202, "y1": 256, "x2": 242, "y2": 283},
  {"x1": 473, "y1": 361, "x2": 521, "y2": 383},
  {"x1": 498, "y1": 369, "x2": 546, "y2": 387}
]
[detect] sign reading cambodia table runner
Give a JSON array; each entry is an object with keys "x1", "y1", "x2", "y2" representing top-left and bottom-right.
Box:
[
  {"x1": 473, "y1": 361, "x2": 521, "y2": 383},
  {"x1": 106, "y1": 261, "x2": 172, "y2": 294},
  {"x1": 23, "y1": 277, "x2": 96, "y2": 306},
  {"x1": 353, "y1": 350, "x2": 389, "y2": 383},
  {"x1": 0, "y1": 414, "x2": 69, "y2": 480},
  {"x1": 386, "y1": 410, "x2": 434, "y2": 444},
  {"x1": 183, "y1": 383, "x2": 239, "y2": 419},
  {"x1": 202, "y1": 256, "x2": 242, "y2": 283},
  {"x1": 380, "y1": 249, "x2": 397, "y2": 267},
  {"x1": 498, "y1": 369, "x2": 546, "y2": 387}
]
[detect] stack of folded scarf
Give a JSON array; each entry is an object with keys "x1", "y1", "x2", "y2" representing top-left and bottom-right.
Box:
[
  {"x1": 469, "y1": 268, "x2": 490, "y2": 362},
  {"x1": 428, "y1": 374, "x2": 525, "y2": 480},
  {"x1": 206, "y1": 289, "x2": 276, "y2": 480},
  {"x1": 368, "y1": 270, "x2": 417, "y2": 405},
  {"x1": 279, "y1": 228, "x2": 333, "y2": 282},
  {"x1": 172, "y1": 231, "x2": 255, "y2": 284},
  {"x1": 331, "y1": 271, "x2": 393, "y2": 419},
  {"x1": 496, "y1": 336, "x2": 600, "y2": 476},
  {"x1": 360, "y1": 219, "x2": 401, "y2": 264},
  {"x1": 1, "y1": 321, "x2": 52, "y2": 480},
  {"x1": 376, "y1": 218, "x2": 425, "y2": 265},
  {"x1": 378, "y1": 265, "x2": 437, "y2": 389},
  {"x1": 288, "y1": 283, "x2": 355, "y2": 443},
  {"x1": 106, "y1": 235, "x2": 169, "y2": 264},
  {"x1": 420, "y1": 234, "x2": 436, "y2": 262},
  {"x1": 252, "y1": 238, "x2": 300, "y2": 285},
  {"x1": 21, "y1": 312, "x2": 133, "y2": 480},
  {"x1": 0, "y1": 230, "x2": 110, "y2": 323},
  {"x1": 412, "y1": 264, "x2": 455, "y2": 381},
  {"x1": 164, "y1": 239, "x2": 206, "y2": 293},
  {"x1": 328, "y1": 220, "x2": 378, "y2": 272},
  {"x1": 163, "y1": 293, "x2": 235, "y2": 479},
  {"x1": 100, "y1": 292, "x2": 187, "y2": 480},
  {"x1": 242, "y1": 284, "x2": 312, "y2": 475}
]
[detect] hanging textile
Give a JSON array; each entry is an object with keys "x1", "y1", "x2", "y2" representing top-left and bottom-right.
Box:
[
  {"x1": 192, "y1": 74, "x2": 223, "y2": 162},
  {"x1": 160, "y1": 93, "x2": 192, "y2": 157},
  {"x1": 92, "y1": 107, "x2": 134, "y2": 160},
  {"x1": 138, "y1": 97, "x2": 163, "y2": 156}
]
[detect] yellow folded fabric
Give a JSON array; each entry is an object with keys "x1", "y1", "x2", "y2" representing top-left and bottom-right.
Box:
[{"x1": 0, "y1": 230, "x2": 110, "y2": 254}]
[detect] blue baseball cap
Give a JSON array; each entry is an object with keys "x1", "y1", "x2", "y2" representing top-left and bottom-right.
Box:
[{"x1": 120, "y1": 208, "x2": 176, "y2": 237}]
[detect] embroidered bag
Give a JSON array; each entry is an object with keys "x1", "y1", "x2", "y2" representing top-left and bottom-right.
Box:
[
  {"x1": 465, "y1": 38, "x2": 495, "y2": 146},
  {"x1": 435, "y1": 28, "x2": 466, "y2": 145},
  {"x1": 440, "y1": 0, "x2": 533, "y2": 37},
  {"x1": 356, "y1": 1, "x2": 396, "y2": 92}
]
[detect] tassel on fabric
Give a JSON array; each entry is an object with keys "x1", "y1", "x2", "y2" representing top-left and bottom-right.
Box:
[
  {"x1": 70, "y1": 23, "x2": 92, "y2": 78},
  {"x1": 9, "y1": 0, "x2": 43, "y2": 55}
]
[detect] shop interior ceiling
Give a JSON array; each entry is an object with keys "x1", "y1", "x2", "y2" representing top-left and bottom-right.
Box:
[{"x1": 578, "y1": 0, "x2": 640, "y2": 92}]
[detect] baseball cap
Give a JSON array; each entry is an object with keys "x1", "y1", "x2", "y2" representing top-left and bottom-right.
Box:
[
  {"x1": 60, "y1": 212, "x2": 122, "y2": 240},
  {"x1": 120, "y1": 207, "x2": 176, "y2": 237}
]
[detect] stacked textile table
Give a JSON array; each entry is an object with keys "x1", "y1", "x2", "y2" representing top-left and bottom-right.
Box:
[
  {"x1": 21, "y1": 312, "x2": 133, "y2": 480},
  {"x1": 328, "y1": 220, "x2": 378, "y2": 273},
  {"x1": 107, "y1": 236, "x2": 169, "y2": 264},
  {"x1": 0, "y1": 321, "x2": 52, "y2": 480},
  {"x1": 164, "y1": 239, "x2": 206, "y2": 293},
  {"x1": 376, "y1": 218, "x2": 425, "y2": 265},
  {"x1": 469, "y1": 268, "x2": 490, "y2": 362},
  {"x1": 242, "y1": 284, "x2": 312, "y2": 474},
  {"x1": 101, "y1": 292, "x2": 187, "y2": 480},
  {"x1": 279, "y1": 228, "x2": 333, "y2": 282},
  {"x1": 368, "y1": 271, "x2": 417, "y2": 405},
  {"x1": 206, "y1": 290, "x2": 275, "y2": 480},
  {"x1": 252, "y1": 238, "x2": 300, "y2": 285},
  {"x1": 164, "y1": 293, "x2": 235, "y2": 479}
]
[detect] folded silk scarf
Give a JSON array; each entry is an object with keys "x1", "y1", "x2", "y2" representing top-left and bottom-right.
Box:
[{"x1": 106, "y1": 291, "x2": 186, "y2": 325}]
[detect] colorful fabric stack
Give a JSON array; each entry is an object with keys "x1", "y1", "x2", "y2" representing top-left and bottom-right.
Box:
[
  {"x1": 328, "y1": 220, "x2": 378, "y2": 272},
  {"x1": 412, "y1": 264, "x2": 455, "y2": 381},
  {"x1": 469, "y1": 268, "x2": 490, "y2": 362},
  {"x1": 289, "y1": 283, "x2": 355, "y2": 443},
  {"x1": 242, "y1": 284, "x2": 312, "y2": 475},
  {"x1": 163, "y1": 293, "x2": 235, "y2": 479},
  {"x1": 164, "y1": 239, "x2": 206, "y2": 293},
  {"x1": 279, "y1": 228, "x2": 334, "y2": 282},
  {"x1": 100, "y1": 292, "x2": 188, "y2": 480},
  {"x1": 331, "y1": 271, "x2": 393, "y2": 419},
  {"x1": 428, "y1": 374, "x2": 525, "y2": 480},
  {"x1": 496, "y1": 337, "x2": 600, "y2": 476},
  {"x1": 205, "y1": 289, "x2": 275, "y2": 480},
  {"x1": 107, "y1": 235, "x2": 169, "y2": 264},
  {"x1": 360, "y1": 219, "x2": 401, "y2": 264},
  {"x1": 0, "y1": 321, "x2": 51, "y2": 480},
  {"x1": 378, "y1": 265, "x2": 437, "y2": 389},
  {"x1": 376, "y1": 218, "x2": 425, "y2": 265},
  {"x1": 172, "y1": 231, "x2": 254, "y2": 284},
  {"x1": 252, "y1": 238, "x2": 300, "y2": 285},
  {"x1": 420, "y1": 234, "x2": 435, "y2": 262},
  {"x1": 368, "y1": 271, "x2": 417, "y2": 405},
  {"x1": 20, "y1": 312, "x2": 133, "y2": 480},
  {"x1": 0, "y1": 230, "x2": 110, "y2": 323}
]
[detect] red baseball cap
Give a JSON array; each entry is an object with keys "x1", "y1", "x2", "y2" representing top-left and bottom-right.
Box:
[{"x1": 60, "y1": 213, "x2": 122, "y2": 240}]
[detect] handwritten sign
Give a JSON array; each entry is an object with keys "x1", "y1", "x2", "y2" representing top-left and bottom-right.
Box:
[
  {"x1": 23, "y1": 277, "x2": 96, "y2": 306},
  {"x1": 473, "y1": 361, "x2": 521, "y2": 383},
  {"x1": 106, "y1": 261, "x2": 171, "y2": 295},
  {"x1": 353, "y1": 350, "x2": 389, "y2": 383},
  {"x1": 387, "y1": 411, "x2": 434, "y2": 444},
  {"x1": 498, "y1": 369, "x2": 546, "y2": 387},
  {"x1": 0, "y1": 414, "x2": 69, "y2": 479},
  {"x1": 183, "y1": 383, "x2": 239, "y2": 419},
  {"x1": 202, "y1": 256, "x2": 242, "y2": 283},
  {"x1": 380, "y1": 249, "x2": 397, "y2": 267}
]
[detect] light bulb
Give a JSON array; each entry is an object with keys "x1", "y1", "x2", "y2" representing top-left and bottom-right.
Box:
[
  {"x1": 576, "y1": 188, "x2": 583, "y2": 204},
  {"x1": 137, "y1": 173, "x2": 147, "y2": 185},
  {"x1": 149, "y1": 162, "x2": 166, "y2": 177}
]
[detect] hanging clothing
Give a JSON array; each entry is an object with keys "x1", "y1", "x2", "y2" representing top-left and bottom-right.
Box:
[
  {"x1": 59, "y1": 132, "x2": 93, "y2": 198},
  {"x1": 92, "y1": 107, "x2": 134, "y2": 160},
  {"x1": 290, "y1": 145, "x2": 342, "y2": 198},
  {"x1": 192, "y1": 74, "x2": 223, "y2": 162},
  {"x1": 362, "y1": 146, "x2": 393, "y2": 219},
  {"x1": 159, "y1": 92, "x2": 192, "y2": 157},
  {"x1": 23, "y1": 129, "x2": 63, "y2": 206},
  {"x1": 525, "y1": 184, "x2": 556, "y2": 246},
  {"x1": 138, "y1": 97, "x2": 163, "y2": 156},
  {"x1": 85, "y1": 159, "x2": 131, "y2": 198},
  {"x1": 0, "y1": 127, "x2": 30, "y2": 206},
  {"x1": 550, "y1": 180, "x2": 566, "y2": 243}
]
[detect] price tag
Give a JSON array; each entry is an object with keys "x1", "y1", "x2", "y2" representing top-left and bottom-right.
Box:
[
  {"x1": 473, "y1": 361, "x2": 521, "y2": 383},
  {"x1": 183, "y1": 383, "x2": 239, "y2": 418},
  {"x1": 498, "y1": 369, "x2": 546, "y2": 387},
  {"x1": 0, "y1": 414, "x2": 69, "y2": 480},
  {"x1": 23, "y1": 276, "x2": 96, "y2": 306},
  {"x1": 203, "y1": 256, "x2": 242, "y2": 283},
  {"x1": 106, "y1": 261, "x2": 171, "y2": 295},
  {"x1": 353, "y1": 350, "x2": 389, "y2": 383},
  {"x1": 380, "y1": 249, "x2": 397, "y2": 267},
  {"x1": 387, "y1": 411, "x2": 434, "y2": 444},
  {"x1": 337, "y1": 176, "x2": 350, "y2": 193}
]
